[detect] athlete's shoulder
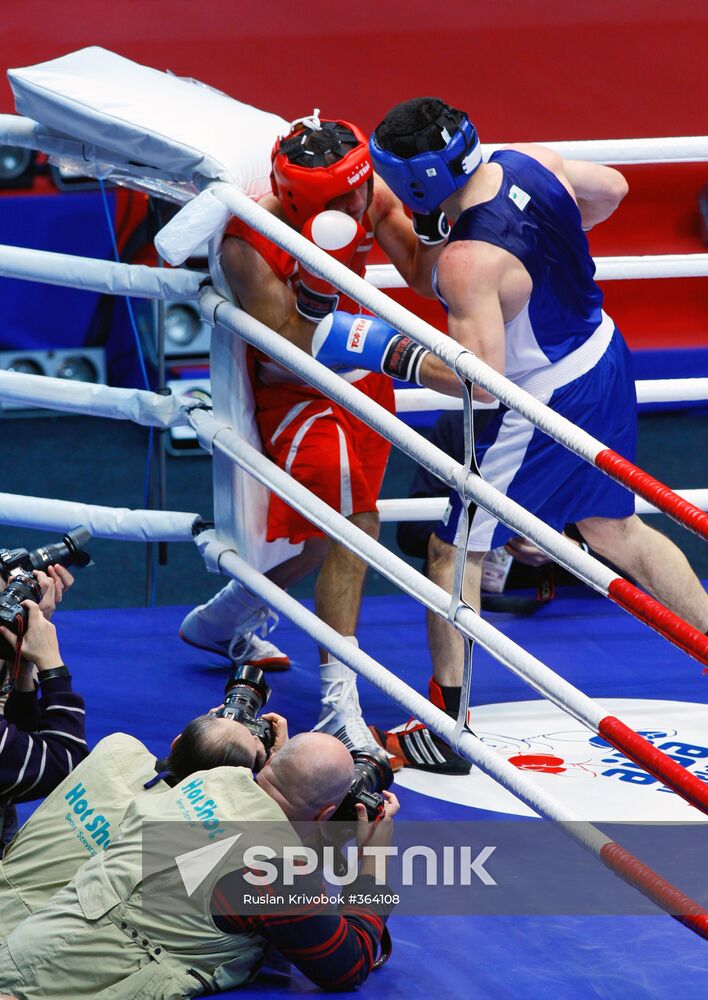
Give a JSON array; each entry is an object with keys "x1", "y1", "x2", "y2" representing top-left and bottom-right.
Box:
[
  {"x1": 500, "y1": 143, "x2": 564, "y2": 173},
  {"x1": 437, "y1": 236, "x2": 511, "y2": 297}
]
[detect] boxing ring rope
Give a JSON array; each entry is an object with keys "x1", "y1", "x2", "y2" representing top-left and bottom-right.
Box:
[
  {"x1": 0, "y1": 492, "x2": 198, "y2": 542},
  {"x1": 0, "y1": 87, "x2": 705, "y2": 931},
  {"x1": 200, "y1": 288, "x2": 708, "y2": 669},
  {"x1": 394, "y1": 379, "x2": 708, "y2": 411},
  {"x1": 366, "y1": 253, "x2": 708, "y2": 288},
  {"x1": 212, "y1": 184, "x2": 708, "y2": 545},
  {"x1": 0, "y1": 375, "x2": 704, "y2": 932},
  {"x1": 484, "y1": 136, "x2": 708, "y2": 164},
  {"x1": 378, "y1": 492, "x2": 708, "y2": 523},
  {"x1": 0, "y1": 245, "x2": 205, "y2": 299},
  {"x1": 0, "y1": 304, "x2": 705, "y2": 807},
  {"x1": 191, "y1": 398, "x2": 708, "y2": 815},
  {"x1": 0, "y1": 370, "x2": 195, "y2": 427},
  {"x1": 197, "y1": 532, "x2": 708, "y2": 940},
  {"x1": 3, "y1": 244, "x2": 703, "y2": 410}
]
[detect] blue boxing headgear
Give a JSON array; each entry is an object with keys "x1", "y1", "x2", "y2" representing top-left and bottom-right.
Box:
[{"x1": 370, "y1": 102, "x2": 482, "y2": 214}]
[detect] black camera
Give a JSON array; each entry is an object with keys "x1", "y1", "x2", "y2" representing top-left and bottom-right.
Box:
[
  {"x1": 0, "y1": 526, "x2": 92, "y2": 584},
  {"x1": 331, "y1": 745, "x2": 394, "y2": 825},
  {"x1": 0, "y1": 527, "x2": 91, "y2": 642},
  {"x1": 0, "y1": 573, "x2": 42, "y2": 636},
  {"x1": 215, "y1": 664, "x2": 275, "y2": 757}
]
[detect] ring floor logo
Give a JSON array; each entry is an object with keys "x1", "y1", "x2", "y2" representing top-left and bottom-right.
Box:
[{"x1": 395, "y1": 699, "x2": 708, "y2": 821}]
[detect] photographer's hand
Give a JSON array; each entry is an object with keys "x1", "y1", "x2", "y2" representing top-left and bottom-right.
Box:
[
  {"x1": 35, "y1": 565, "x2": 74, "y2": 621},
  {"x1": 261, "y1": 712, "x2": 289, "y2": 753},
  {"x1": 356, "y1": 791, "x2": 400, "y2": 878},
  {"x1": 0, "y1": 602, "x2": 62, "y2": 671}
]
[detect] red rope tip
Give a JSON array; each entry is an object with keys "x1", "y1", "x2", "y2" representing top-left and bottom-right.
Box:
[
  {"x1": 599, "y1": 715, "x2": 708, "y2": 814},
  {"x1": 595, "y1": 450, "x2": 708, "y2": 541},
  {"x1": 608, "y1": 578, "x2": 708, "y2": 668}
]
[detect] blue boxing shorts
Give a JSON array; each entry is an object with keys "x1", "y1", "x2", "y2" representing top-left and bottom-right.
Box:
[{"x1": 436, "y1": 327, "x2": 637, "y2": 552}]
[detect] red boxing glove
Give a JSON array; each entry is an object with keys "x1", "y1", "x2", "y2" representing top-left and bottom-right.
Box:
[{"x1": 296, "y1": 211, "x2": 367, "y2": 322}]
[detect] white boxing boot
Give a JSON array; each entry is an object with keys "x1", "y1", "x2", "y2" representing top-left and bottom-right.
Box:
[
  {"x1": 314, "y1": 637, "x2": 378, "y2": 752},
  {"x1": 179, "y1": 581, "x2": 290, "y2": 671}
]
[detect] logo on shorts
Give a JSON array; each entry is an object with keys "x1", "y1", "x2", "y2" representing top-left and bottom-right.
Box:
[{"x1": 347, "y1": 318, "x2": 371, "y2": 353}]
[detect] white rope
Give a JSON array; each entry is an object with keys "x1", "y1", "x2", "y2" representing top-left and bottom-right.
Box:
[
  {"x1": 3, "y1": 114, "x2": 704, "y2": 168},
  {"x1": 200, "y1": 290, "x2": 618, "y2": 597},
  {"x1": 365, "y1": 254, "x2": 708, "y2": 288},
  {"x1": 206, "y1": 187, "x2": 596, "y2": 464},
  {"x1": 192, "y1": 408, "x2": 607, "y2": 731},
  {"x1": 198, "y1": 529, "x2": 590, "y2": 821},
  {"x1": 377, "y1": 490, "x2": 708, "y2": 523},
  {"x1": 201, "y1": 537, "x2": 708, "y2": 927},
  {"x1": 0, "y1": 244, "x2": 205, "y2": 301},
  {"x1": 211, "y1": 186, "x2": 705, "y2": 520},
  {"x1": 395, "y1": 378, "x2": 708, "y2": 412},
  {"x1": 482, "y1": 136, "x2": 708, "y2": 164},
  {"x1": 0, "y1": 371, "x2": 195, "y2": 428},
  {"x1": 0, "y1": 493, "x2": 197, "y2": 541}
]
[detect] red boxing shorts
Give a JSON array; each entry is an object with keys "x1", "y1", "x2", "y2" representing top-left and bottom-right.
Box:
[{"x1": 255, "y1": 374, "x2": 394, "y2": 543}]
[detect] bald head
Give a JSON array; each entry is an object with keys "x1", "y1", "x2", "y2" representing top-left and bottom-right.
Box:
[
  {"x1": 258, "y1": 732, "x2": 355, "y2": 821},
  {"x1": 165, "y1": 714, "x2": 265, "y2": 781}
]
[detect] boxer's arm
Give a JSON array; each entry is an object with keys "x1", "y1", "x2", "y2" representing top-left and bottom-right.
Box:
[
  {"x1": 560, "y1": 158, "x2": 628, "y2": 229},
  {"x1": 418, "y1": 242, "x2": 507, "y2": 402},
  {"x1": 370, "y1": 179, "x2": 443, "y2": 298},
  {"x1": 507, "y1": 143, "x2": 628, "y2": 229},
  {"x1": 221, "y1": 236, "x2": 315, "y2": 353}
]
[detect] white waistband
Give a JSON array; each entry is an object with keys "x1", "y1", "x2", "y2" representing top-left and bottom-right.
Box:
[{"x1": 514, "y1": 311, "x2": 615, "y2": 397}]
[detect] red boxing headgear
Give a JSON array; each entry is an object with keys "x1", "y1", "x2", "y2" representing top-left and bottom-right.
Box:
[{"x1": 271, "y1": 116, "x2": 372, "y2": 226}]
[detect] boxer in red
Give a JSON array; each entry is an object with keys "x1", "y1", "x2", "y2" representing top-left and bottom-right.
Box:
[{"x1": 181, "y1": 111, "x2": 444, "y2": 750}]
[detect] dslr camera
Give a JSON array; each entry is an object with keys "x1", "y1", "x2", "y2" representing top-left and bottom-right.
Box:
[
  {"x1": 0, "y1": 526, "x2": 92, "y2": 638},
  {"x1": 215, "y1": 664, "x2": 275, "y2": 760},
  {"x1": 331, "y1": 745, "x2": 394, "y2": 825}
]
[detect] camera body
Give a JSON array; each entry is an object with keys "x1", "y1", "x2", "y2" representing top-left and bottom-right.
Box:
[
  {"x1": 331, "y1": 746, "x2": 394, "y2": 825},
  {"x1": 216, "y1": 664, "x2": 275, "y2": 757},
  {"x1": 0, "y1": 527, "x2": 91, "y2": 669},
  {"x1": 0, "y1": 572, "x2": 42, "y2": 635}
]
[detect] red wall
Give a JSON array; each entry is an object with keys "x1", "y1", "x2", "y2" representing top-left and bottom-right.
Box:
[
  {"x1": 1, "y1": 2, "x2": 705, "y2": 137},
  {"x1": 1, "y1": 1, "x2": 706, "y2": 349}
]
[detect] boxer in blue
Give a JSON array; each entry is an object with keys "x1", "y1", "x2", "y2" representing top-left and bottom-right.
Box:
[{"x1": 314, "y1": 97, "x2": 708, "y2": 773}]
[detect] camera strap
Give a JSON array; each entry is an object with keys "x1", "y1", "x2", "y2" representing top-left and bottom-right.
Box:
[
  {"x1": 9, "y1": 614, "x2": 26, "y2": 687},
  {"x1": 373, "y1": 925, "x2": 393, "y2": 969}
]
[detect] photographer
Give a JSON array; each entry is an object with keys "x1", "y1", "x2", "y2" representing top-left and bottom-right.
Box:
[
  {"x1": 214, "y1": 735, "x2": 400, "y2": 991},
  {"x1": 0, "y1": 704, "x2": 287, "y2": 940},
  {"x1": 0, "y1": 732, "x2": 399, "y2": 998},
  {"x1": 0, "y1": 569, "x2": 87, "y2": 838}
]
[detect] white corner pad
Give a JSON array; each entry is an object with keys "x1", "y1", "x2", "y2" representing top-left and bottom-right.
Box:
[
  {"x1": 193, "y1": 527, "x2": 238, "y2": 575},
  {"x1": 154, "y1": 188, "x2": 234, "y2": 266}
]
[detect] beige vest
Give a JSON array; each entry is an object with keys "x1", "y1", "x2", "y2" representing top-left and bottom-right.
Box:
[
  {"x1": 0, "y1": 732, "x2": 160, "y2": 940},
  {"x1": 0, "y1": 766, "x2": 291, "y2": 999}
]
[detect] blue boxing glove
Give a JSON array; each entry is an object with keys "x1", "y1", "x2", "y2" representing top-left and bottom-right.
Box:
[{"x1": 312, "y1": 311, "x2": 429, "y2": 384}]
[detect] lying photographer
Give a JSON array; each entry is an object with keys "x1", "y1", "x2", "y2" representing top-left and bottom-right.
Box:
[
  {"x1": 0, "y1": 720, "x2": 398, "y2": 997},
  {"x1": 213, "y1": 738, "x2": 400, "y2": 992},
  {"x1": 0, "y1": 567, "x2": 87, "y2": 845},
  {"x1": 0, "y1": 699, "x2": 286, "y2": 940}
]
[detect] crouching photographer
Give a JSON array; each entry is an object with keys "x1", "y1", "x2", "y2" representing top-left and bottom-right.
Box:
[
  {"x1": 0, "y1": 665, "x2": 398, "y2": 998},
  {"x1": 0, "y1": 577, "x2": 86, "y2": 851},
  {"x1": 0, "y1": 529, "x2": 89, "y2": 852}
]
